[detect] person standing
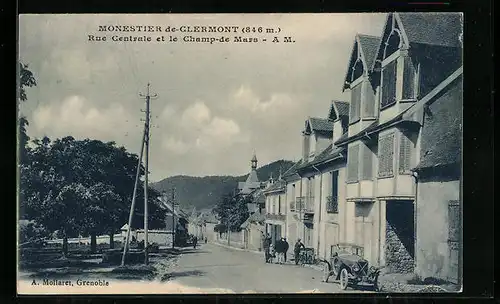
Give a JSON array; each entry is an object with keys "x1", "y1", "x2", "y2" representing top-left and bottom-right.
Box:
[
  {"x1": 282, "y1": 238, "x2": 289, "y2": 263},
  {"x1": 263, "y1": 234, "x2": 271, "y2": 263},
  {"x1": 294, "y1": 238, "x2": 305, "y2": 265},
  {"x1": 193, "y1": 236, "x2": 198, "y2": 249}
]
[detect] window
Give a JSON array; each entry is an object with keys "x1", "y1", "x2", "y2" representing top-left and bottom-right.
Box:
[
  {"x1": 378, "y1": 134, "x2": 395, "y2": 177},
  {"x1": 399, "y1": 132, "x2": 413, "y2": 174},
  {"x1": 381, "y1": 60, "x2": 397, "y2": 109},
  {"x1": 347, "y1": 144, "x2": 360, "y2": 182},
  {"x1": 327, "y1": 171, "x2": 339, "y2": 213},
  {"x1": 361, "y1": 144, "x2": 373, "y2": 180},
  {"x1": 350, "y1": 83, "x2": 362, "y2": 123},
  {"x1": 363, "y1": 83, "x2": 376, "y2": 117},
  {"x1": 278, "y1": 195, "x2": 281, "y2": 214},
  {"x1": 402, "y1": 56, "x2": 417, "y2": 100}
]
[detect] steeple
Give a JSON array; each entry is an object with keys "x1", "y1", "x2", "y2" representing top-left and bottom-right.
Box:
[{"x1": 251, "y1": 151, "x2": 258, "y2": 170}]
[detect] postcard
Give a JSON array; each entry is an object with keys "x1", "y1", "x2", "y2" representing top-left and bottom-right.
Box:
[{"x1": 17, "y1": 12, "x2": 463, "y2": 294}]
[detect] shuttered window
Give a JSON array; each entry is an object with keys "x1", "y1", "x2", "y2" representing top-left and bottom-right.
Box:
[
  {"x1": 361, "y1": 144, "x2": 373, "y2": 180},
  {"x1": 402, "y1": 56, "x2": 417, "y2": 100},
  {"x1": 448, "y1": 200, "x2": 460, "y2": 242},
  {"x1": 363, "y1": 83, "x2": 376, "y2": 117},
  {"x1": 381, "y1": 60, "x2": 397, "y2": 109},
  {"x1": 347, "y1": 144, "x2": 360, "y2": 182},
  {"x1": 399, "y1": 132, "x2": 413, "y2": 174},
  {"x1": 350, "y1": 83, "x2": 362, "y2": 123},
  {"x1": 378, "y1": 134, "x2": 395, "y2": 177}
]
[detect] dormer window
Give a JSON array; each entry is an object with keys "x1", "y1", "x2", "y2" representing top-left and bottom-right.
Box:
[{"x1": 349, "y1": 59, "x2": 364, "y2": 124}]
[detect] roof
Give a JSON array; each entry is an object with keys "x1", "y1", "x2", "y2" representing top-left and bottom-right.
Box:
[
  {"x1": 371, "y1": 13, "x2": 462, "y2": 71},
  {"x1": 397, "y1": 13, "x2": 462, "y2": 48},
  {"x1": 239, "y1": 169, "x2": 261, "y2": 194},
  {"x1": 262, "y1": 179, "x2": 286, "y2": 195},
  {"x1": 240, "y1": 211, "x2": 266, "y2": 228},
  {"x1": 282, "y1": 159, "x2": 302, "y2": 180},
  {"x1": 334, "y1": 100, "x2": 350, "y2": 117},
  {"x1": 309, "y1": 117, "x2": 333, "y2": 133},
  {"x1": 413, "y1": 69, "x2": 463, "y2": 171},
  {"x1": 358, "y1": 34, "x2": 381, "y2": 69},
  {"x1": 297, "y1": 144, "x2": 346, "y2": 170},
  {"x1": 343, "y1": 34, "x2": 381, "y2": 91}
]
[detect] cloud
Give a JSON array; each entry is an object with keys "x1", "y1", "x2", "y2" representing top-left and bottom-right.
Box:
[
  {"x1": 19, "y1": 13, "x2": 388, "y2": 180},
  {"x1": 32, "y1": 95, "x2": 136, "y2": 142}
]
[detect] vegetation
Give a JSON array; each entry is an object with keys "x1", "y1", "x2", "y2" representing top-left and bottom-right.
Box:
[
  {"x1": 212, "y1": 193, "x2": 251, "y2": 232},
  {"x1": 152, "y1": 159, "x2": 294, "y2": 210},
  {"x1": 18, "y1": 63, "x2": 165, "y2": 256}
]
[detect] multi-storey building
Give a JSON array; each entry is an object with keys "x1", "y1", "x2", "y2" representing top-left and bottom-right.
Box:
[{"x1": 335, "y1": 13, "x2": 462, "y2": 275}]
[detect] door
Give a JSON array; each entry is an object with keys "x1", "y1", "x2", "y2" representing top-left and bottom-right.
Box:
[{"x1": 355, "y1": 202, "x2": 374, "y2": 263}]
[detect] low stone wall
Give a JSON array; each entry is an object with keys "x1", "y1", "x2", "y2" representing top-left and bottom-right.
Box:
[{"x1": 385, "y1": 223, "x2": 414, "y2": 273}]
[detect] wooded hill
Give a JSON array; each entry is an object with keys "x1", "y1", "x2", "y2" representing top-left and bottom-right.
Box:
[{"x1": 151, "y1": 160, "x2": 294, "y2": 211}]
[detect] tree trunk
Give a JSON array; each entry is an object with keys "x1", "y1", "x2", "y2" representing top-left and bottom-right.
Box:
[
  {"x1": 90, "y1": 233, "x2": 97, "y2": 253},
  {"x1": 62, "y1": 235, "x2": 68, "y2": 258},
  {"x1": 109, "y1": 233, "x2": 114, "y2": 249}
]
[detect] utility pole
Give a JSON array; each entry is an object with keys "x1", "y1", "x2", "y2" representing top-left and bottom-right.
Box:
[
  {"x1": 140, "y1": 83, "x2": 157, "y2": 265},
  {"x1": 121, "y1": 119, "x2": 147, "y2": 266},
  {"x1": 171, "y1": 187, "x2": 176, "y2": 249}
]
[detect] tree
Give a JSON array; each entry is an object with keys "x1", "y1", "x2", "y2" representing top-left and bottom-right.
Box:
[
  {"x1": 20, "y1": 136, "x2": 168, "y2": 254},
  {"x1": 18, "y1": 63, "x2": 37, "y2": 165},
  {"x1": 213, "y1": 192, "x2": 249, "y2": 232}
]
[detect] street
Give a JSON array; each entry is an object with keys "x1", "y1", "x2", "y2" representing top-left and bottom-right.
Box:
[{"x1": 165, "y1": 242, "x2": 359, "y2": 293}]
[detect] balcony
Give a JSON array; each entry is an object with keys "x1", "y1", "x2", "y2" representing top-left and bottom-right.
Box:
[
  {"x1": 265, "y1": 213, "x2": 286, "y2": 222},
  {"x1": 296, "y1": 196, "x2": 314, "y2": 214},
  {"x1": 326, "y1": 195, "x2": 339, "y2": 213}
]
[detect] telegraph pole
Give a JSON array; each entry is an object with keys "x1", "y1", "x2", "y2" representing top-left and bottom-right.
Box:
[
  {"x1": 140, "y1": 83, "x2": 157, "y2": 265},
  {"x1": 171, "y1": 187, "x2": 176, "y2": 249}
]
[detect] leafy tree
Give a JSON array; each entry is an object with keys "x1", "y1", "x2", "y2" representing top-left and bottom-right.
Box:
[
  {"x1": 18, "y1": 63, "x2": 37, "y2": 165},
  {"x1": 213, "y1": 192, "x2": 249, "y2": 232}
]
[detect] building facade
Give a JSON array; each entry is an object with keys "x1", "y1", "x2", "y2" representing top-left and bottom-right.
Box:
[{"x1": 335, "y1": 13, "x2": 462, "y2": 275}]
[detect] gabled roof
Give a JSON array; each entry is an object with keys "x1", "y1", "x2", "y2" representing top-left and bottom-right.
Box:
[
  {"x1": 343, "y1": 34, "x2": 381, "y2": 91},
  {"x1": 309, "y1": 117, "x2": 333, "y2": 133},
  {"x1": 336, "y1": 66, "x2": 463, "y2": 147},
  {"x1": 371, "y1": 13, "x2": 462, "y2": 71},
  {"x1": 282, "y1": 159, "x2": 302, "y2": 181},
  {"x1": 297, "y1": 144, "x2": 346, "y2": 171},
  {"x1": 239, "y1": 169, "x2": 261, "y2": 194}
]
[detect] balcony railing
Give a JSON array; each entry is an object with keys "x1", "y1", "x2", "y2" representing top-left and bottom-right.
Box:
[
  {"x1": 326, "y1": 195, "x2": 339, "y2": 213},
  {"x1": 296, "y1": 196, "x2": 314, "y2": 213},
  {"x1": 265, "y1": 213, "x2": 286, "y2": 221}
]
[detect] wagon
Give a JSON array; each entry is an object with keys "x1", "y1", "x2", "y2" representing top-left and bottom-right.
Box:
[{"x1": 320, "y1": 243, "x2": 380, "y2": 291}]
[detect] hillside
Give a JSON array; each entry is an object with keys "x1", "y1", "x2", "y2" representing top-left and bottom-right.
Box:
[{"x1": 151, "y1": 159, "x2": 294, "y2": 211}]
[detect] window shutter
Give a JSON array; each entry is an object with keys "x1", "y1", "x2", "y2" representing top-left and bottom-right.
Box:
[
  {"x1": 361, "y1": 144, "x2": 373, "y2": 180},
  {"x1": 364, "y1": 83, "x2": 375, "y2": 117},
  {"x1": 378, "y1": 134, "x2": 395, "y2": 177},
  {"x1": 448, "y1": 200, "x2": 460, "y2": 242},
  {"x1": 402, "y1": 56, "x2": 417, "y2": 100},
  {"x1": 331, "y1": 170, "x2": 338, "y2": 199},
  {"x1": 350, "y1": 84, "x2": 361, "y2": 123},
  {"x1": 381, "y1": 61, "x2": 397, "y2": 108},
  {"x1": 399, "y1": 132, "x2": 412, "y2": 173},
  {"x1": 348, "y1": 144, "x2": 360, "y2": 182}
]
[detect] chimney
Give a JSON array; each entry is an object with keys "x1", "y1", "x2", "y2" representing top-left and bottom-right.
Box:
[{"x1": 302, "y1": 120, "x2": 311, "y2": 160}]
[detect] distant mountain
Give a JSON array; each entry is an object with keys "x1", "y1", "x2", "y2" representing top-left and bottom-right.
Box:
[{"x1": 151, "y1": 160, "x2": 294, "y2": 211}]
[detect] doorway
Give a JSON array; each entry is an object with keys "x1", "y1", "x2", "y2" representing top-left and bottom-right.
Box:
[
  {"x1": 385, "y1": 200, "x2": 415, "y2": 273},
  {"x1": 355, "y1": 202, "x2": 374, "y2": 263}
]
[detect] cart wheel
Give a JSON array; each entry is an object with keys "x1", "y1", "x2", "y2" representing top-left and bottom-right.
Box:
[
  {"x1": 322, "y1": 263, "x2": 330, "y2": 283},
  {"x1": 339, "y1": 268, "x2": 349, "y2": 290}
]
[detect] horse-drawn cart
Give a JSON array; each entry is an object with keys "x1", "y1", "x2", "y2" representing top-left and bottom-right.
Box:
[{"x1": 320, "y1": 243, "x2": 380, "y2": 291}]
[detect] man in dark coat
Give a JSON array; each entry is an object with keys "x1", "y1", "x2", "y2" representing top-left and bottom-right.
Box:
[
  {"x1": 294, "y1": 238, "x2": 305, "y2": 265},
  {"x1": 282, "y1": 238, "x2": 289, "y2": 262}
]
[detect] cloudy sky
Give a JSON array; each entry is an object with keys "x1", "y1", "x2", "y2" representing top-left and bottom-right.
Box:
[{"x1": 19, "y1": 14, "x2": 386, "y2": 182}]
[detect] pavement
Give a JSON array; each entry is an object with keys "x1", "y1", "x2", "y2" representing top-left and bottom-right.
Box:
[{"x1": 163, "y1": 242, "x2": 365, "y2": 293}]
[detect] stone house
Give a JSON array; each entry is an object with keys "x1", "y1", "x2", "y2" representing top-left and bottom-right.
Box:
[
  {"x1": 334, "y1": 12, "x2": 462, "y2": 273},
  {"x1": 407, "y1": 67, "x2": 463, "y2": 284}
]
